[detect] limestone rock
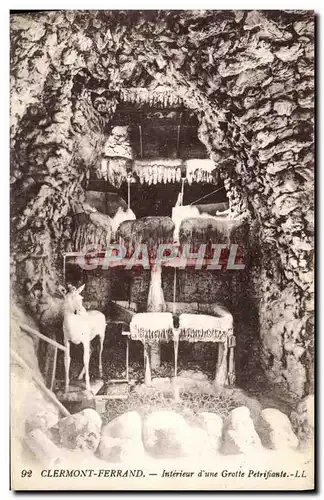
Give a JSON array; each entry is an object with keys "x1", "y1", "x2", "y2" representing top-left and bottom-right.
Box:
[
  {"x1": 98, "y1": 435, "x2": 145, "y2": 463},
  {"x1": 222, "y1": 406, "x2": 263, "y2": 454},
  {"x1": 25, "y1": 410, "x2": 59, "y2": 433},
  {"x1": 98, "y1": 411, "x2": 144, "y2": 462},
  {"x1": 244, "y1": 10, "x2": 293, "y2": 41},
  {"x1": 290, "y1": 394, "x2": 314, "y2": 443},
  {"x1": 25, "y1": 428, "x2": 62, "y2": 467},
  {"x1": 276, "y1": 44, "x2": 302, "y2": 62},
  {"x1": 197, "y1": 412, "x2": 223, "y2": 452},
  {"x1": 273, "y1": 193, "x2": 300, "y2": 217},
  {"x1": 273, "y1": 99, "x2": 295, "y2": 116},
  {"x1": 182, "y1": 426, "x2": 211, "y2": 457},
  {"x1": 101, "y1": 411, "x2": 142, "y2": 441},
  {"x1": 235, "y1": 395, "x2": 263, "y2": 424},
  {"x1": 58, "y1": 408, "x2": 102, "y2": 453},
  {"x1": 142, "y1": 410, "x2": 193, "y2": 458},
  {"x1": 256, "y1": 408, "x2": 298, "y2": 450}
]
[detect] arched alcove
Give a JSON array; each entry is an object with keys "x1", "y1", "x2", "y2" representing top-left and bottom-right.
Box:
[{"x1": 10, "y1": 10, "x2": 314, "y2": 398}]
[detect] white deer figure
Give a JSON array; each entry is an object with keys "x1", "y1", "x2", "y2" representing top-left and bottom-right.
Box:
[{"x1": 62, "y1": 284, "x2": 106, "y2": 395}]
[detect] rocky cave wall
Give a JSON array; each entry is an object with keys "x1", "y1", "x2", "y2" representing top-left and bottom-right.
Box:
[{"x1": 10, "y1": 10, "x2": 314, "y2": 398}]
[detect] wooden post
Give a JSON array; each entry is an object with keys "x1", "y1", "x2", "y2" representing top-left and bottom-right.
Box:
[
  {"x1": 139, "y1": 125, "x2": 143, "y2": 159},
  {"x1": 214, "y1": 341, "x2": 228, "y2": 388},
  {"x1": 126, "y1": 337, "x2": 129, "y2": 382},
  {"x1": 63, "y1": 254, "x2": 66, "y2": 285},
  {"x1": 227, "y1": 335, "x2": 236, "y2": 385},
  {"x1": 19, "y1": 323, "x2": 66, "y2": 352},
  {"x1": 127, "y1": 175, "x2": 131, "y2": 209},
  {"x1": 43, "y1": 343, "x2": 57, "y2": 389},
  {"x1": 176, "y1": 124, "x2": 181, "y2": 157},
  {"x1": 143, "y1": 343, "x2": 152, "y2": 386},
  {"x1": 50, "y1": 346, "x2": 58, "y2": 392},
  {"x1": 173, "y1": 328, "x2": 179, "y2": 377}
]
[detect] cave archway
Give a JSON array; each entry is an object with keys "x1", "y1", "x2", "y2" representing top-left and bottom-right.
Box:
[{"x1": 10, "y1": 10, "x2": 314, "y2": 398}]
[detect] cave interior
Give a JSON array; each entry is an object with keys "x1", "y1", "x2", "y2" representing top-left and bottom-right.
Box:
[{"x1": 10, "y1": 10, "x2": 314, "y2": 406}]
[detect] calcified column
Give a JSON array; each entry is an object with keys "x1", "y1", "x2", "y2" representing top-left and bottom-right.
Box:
[{"x1": 147, "y1": 265, "x2": 166, "y2": 369}]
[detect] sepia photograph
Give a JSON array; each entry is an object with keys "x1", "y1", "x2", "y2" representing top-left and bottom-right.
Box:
[{"x1": 9, "y1": 8, "x2": 315, "y2": 491}]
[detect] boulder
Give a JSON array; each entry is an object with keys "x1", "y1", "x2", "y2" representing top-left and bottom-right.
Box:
[
  {"x1": 290, "y1": 395, "x2": 314, "y2": 444},
  {"x1": 142, "y1": 410, "x2": 194, "y2": 458},
  {"x1": 98, "y1": 411, "x2": 144, "y2": 463},
  {"x1": 25, "y1": 428, "x2": 62, "y2": 467},
  {"x1": 58, "y1": 408, "x2": 102, "y2": 453},
  {"x1": 25, "y1": 409, "x2": 59, "y2": 433},
  {"x1": 101, "y1": 411, "x2": 142, "y2": 441},
  {"x1": 98, "y1": 435, "x2": 145, "y2": 463},
  {"x1": 197, "y1": 412, "x2": 223, "y2": 452},
  {"x1": 222, "y1": 406, "x2": 263, "y2": 454},
  {"x1": 182, "y1": 426, "x2": 211, "y2": 457},
  {"x1": 236, "y1": 395, "x2": 263, "y2": 424},
  {"x1": 256, "y1": 408, "x2": 298, "y2": 450}
]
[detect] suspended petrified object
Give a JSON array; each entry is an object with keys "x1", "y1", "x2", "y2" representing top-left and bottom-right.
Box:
[
  {"x1": 116, "y1": 216, "x2": 175, "y2": 257},
  {"x1": 148, "y1": 166, "x2": 153, "y2": 186},
  {"x1": 120, "y1": 86, "x2": 183, "y2": 109},
  {"x1": 133, "y1": 159, "x2": 184, "y2": 185},
  {"x1": 157, "y1": 165, "x2": 164, "y2": 183},
  {"x1": 139, "y1": 168, "x2": 145, "y2": 184},
  {"x1": 178, "y1": 307, "x2": 236, "y2": 387},
  {"x1": 143, "y1": 166, "x2": 149, "y2": 184},
  {"x1": 106, "y1": 157, "x2": 128, "y2": 188},
  {"x1": 172, "y1": 202, "x2": 231, "y2": 242},
  {"x1": 71, "y1": 211, "x2": 112, "y2": 252},
  {"x1": 185, "y1": 159, "x2": 219, "y2": 185},
  {"x1": 130, "y1": 312, "x2": 173, "y2": 342},
  {"x1": 178, "y1": 216, "x2": 248, "y2": 248},
  {"x1": 152, "y1": 165, "x2": 158, "y2": 185},
  {"x1": 179, "y1": 313, "x2": 233, "y2": 343}
]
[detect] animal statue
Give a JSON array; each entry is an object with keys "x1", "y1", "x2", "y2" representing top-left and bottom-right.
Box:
[
  {"x1": 171, "y1": 203, "x2": 230, "y2": 242},
  {"x1": 62, "y1": 284, "x2": 106, "y2": 395}
]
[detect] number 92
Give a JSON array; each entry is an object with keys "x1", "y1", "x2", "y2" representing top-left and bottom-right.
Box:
[{"x1": 21, "y1": 469, "x2": 32, "y2": 477}]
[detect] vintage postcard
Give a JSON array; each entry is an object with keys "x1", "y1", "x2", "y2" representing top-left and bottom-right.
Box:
[{"x1": 10, "y1": 9, "x2": 314, "y2": 491}]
